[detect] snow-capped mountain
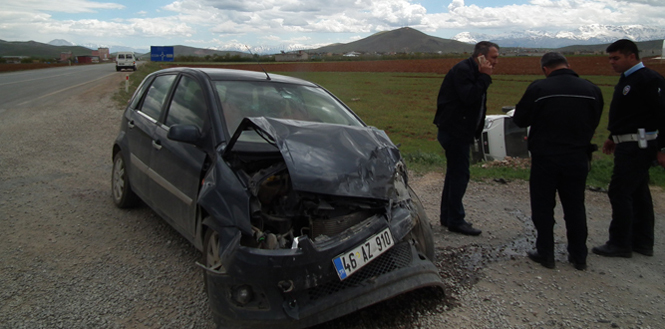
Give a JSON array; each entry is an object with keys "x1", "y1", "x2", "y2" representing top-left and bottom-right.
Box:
[
  {"x1": 48, "y1": 39, "x2": 149, "y2": 53},
  {"x1": 208, "y1": 41, "x2": 313, "y2": 55},
  {"x1": 453, "y1": 24, "x2": 665, "y2": 48},
  {"x1": 48, "y1": 39, "x2": 77, "y2": 47}
]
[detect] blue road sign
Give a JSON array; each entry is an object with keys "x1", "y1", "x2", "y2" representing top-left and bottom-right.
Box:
[{"x1": 150, "y1": 46, "x2": 175, "y2": 62}]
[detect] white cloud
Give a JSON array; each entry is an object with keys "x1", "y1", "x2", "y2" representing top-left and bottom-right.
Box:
[
  {"x1": 2, "y1": 0, "x2": 665, "y2": 50},
  {"x1": 4, "y1": 0, "x2": 124, "y2": 13},
  {"x1": 621, "y1": 0, "x2": 665, "y2": 5},
  {"x1": 435, "y1": 0, "x2": 665, "y2": 31}
]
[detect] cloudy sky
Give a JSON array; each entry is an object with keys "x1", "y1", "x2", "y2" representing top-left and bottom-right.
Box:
[{"x1": 2, "y1": 0, "x2": 665, "y2": 51}]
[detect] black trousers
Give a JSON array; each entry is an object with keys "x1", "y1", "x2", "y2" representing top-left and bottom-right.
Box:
[
  {"x1": 437, "y1": 128, "x2": 471, "y2": 227},
  {"x1": 607, "y1": 141, "x2": 656, "y2": 250},
  {"x1": 530, "y1": 152, "x2": 589, "y2": 263}
]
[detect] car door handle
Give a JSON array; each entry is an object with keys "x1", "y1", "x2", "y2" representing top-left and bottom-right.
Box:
[
  {"x1": 128, "y1": 120, "x2": 135, "y2": 128},
  {"x1": 152, "y1": 140, "x2": 162, "y2": 150}
]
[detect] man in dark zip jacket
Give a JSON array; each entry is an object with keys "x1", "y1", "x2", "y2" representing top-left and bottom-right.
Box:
[
  {"x1": 592, "y1": 39, "x2": 665, "y2": 258},
  {"x1": 513, "y1": 52, "x2": 603, "y2": 270},
  {"x1": 433, "y1": 41, "x2": 499, "y2": 236}
]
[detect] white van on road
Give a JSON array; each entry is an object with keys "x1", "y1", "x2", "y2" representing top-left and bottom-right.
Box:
[{"x1": 115, "y1": 52, "x2": 137, "y2": 71}]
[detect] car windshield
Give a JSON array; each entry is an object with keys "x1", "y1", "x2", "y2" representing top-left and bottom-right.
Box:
[{"x1": 214, "y1": 80, "x2": 363, "y2": 138}]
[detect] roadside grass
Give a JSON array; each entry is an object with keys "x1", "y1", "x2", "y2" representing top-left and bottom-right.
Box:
[
  {"x1": 121, "y1": 64, "x2": 665, "y2": 190},
  {"x1": 113, "y1": 62, "x2": 162, "y2": 108}
]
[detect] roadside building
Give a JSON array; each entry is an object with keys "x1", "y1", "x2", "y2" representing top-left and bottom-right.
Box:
[
  {"x1": 76, "y1": 56, "x2": 100, "y2": 64},
  {"x1": 2, "y1": 56, "x2": 28, "y2": 64},
  {"x1": 92, "y1": 48, "x2": 110, "y2": 61},
  {"x1": 60, "y1": 51, "x2": 73, "y2": 62},
  {"x1": 275, "y1": 50, "x2": 309, "y2": 62}
]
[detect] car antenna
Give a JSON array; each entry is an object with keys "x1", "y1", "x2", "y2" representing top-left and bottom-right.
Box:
[{"x1": 245, "y1": 45, "x2": 271, "y2": 80}]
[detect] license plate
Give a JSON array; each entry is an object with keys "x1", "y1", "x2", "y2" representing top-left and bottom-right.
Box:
[{"x1": 333, "y1": 227, "x2": 394, "y2": 280}]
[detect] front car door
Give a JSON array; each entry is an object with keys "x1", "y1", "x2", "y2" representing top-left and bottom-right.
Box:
[{"x1": 149, "y1": 74, "x2": 209, "y2": 238}]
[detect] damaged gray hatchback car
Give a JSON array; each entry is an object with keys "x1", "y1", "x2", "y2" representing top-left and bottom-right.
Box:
[{"x1": 111, "y1": 67, "x2": 443, "y2": 328}]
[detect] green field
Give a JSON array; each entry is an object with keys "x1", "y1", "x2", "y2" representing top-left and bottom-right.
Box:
[{"x1": 119, "y1": 63, "x2": 665, "y2": 189}]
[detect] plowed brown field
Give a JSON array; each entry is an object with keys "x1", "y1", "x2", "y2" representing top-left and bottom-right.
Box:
[
  {"x1": 162, "y1": 56, "x2": 665, "y2": 76},
  {"x1": 3, "y1": 56, "x2": 663, "y2": 76}
]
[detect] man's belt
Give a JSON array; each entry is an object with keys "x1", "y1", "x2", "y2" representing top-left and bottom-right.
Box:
[{"x1": 612, "y1": 132, "x2": 658, "y2": 143}]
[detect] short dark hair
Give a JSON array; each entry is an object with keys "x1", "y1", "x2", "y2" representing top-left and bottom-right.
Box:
[
  {"x1": 473, "y1": 41, "x2": 500, "y2": 57},
  {"x1": 540, "y1": 52, "x2": 568, "y2": 69},
  {"x1": 606, "y1": 39, "x2": 640, "y2": 60}
]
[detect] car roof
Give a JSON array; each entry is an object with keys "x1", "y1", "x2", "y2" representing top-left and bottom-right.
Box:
[{"x1": 153, "y1": 67, "x2": 319, "y2": 87}]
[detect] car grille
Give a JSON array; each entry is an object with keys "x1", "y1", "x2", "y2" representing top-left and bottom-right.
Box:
[
  {"x1": 311, "y1": 211, "x2": 373, "y2": 238},
  {"x1": 307, "y1": 242, "x2": 412, "y2": 301}
]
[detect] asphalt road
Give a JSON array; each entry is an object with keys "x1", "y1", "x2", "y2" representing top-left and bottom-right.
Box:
[{"x1": 0, "y1": 63, "x2": 132, "y2": 111}]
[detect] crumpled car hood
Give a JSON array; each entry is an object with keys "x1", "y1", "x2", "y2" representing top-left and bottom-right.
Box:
[{"x1": 224, "y1": 117, "x2": 402, "y2": 200}]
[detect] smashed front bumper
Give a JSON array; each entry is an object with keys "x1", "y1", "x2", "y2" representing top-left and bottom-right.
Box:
[{"x1": 202, "y1": 212, "x2": 443, "y2": 329}]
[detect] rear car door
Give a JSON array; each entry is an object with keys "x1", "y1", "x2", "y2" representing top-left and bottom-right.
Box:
[
  {"x1": 124, "y1": 74, "x2": 177, "y2": 205},
  {"x1": 149, "y1": 74, "x2": 208, "y2": 237}
]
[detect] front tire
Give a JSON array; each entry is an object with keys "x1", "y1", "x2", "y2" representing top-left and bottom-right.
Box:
[
  {"x1": 112, "y1": 152, "x2": 139, "y2": 208},
  {"x1": 203, "y1": 227, "x2": 222, "y2": 270},
  {"x1": 408, "y1": 187, "x2": 435, "y2": 261}
]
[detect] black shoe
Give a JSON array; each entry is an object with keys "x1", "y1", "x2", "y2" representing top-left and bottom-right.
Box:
[
  {"x1": 527, "y1": 251, "x2": 555, "y2": 269},
  {"x1": 568, "y1": 256, "x2": 587, "y2": 271},
  {"x1": 632, "y1": 246, "x2": 654, "y2": 256},
  {"x1": 448, "y1": 223, "x2": 481, "y2": 236},
  {"x1": 592, "y1": 244, "x2": 632, "y2": 258},
  {"x1": 440, "y1": 219, "x2": 473, "y2": 228}
]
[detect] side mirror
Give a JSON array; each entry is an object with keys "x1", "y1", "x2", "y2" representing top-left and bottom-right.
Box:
[{"x1": 167, "y1": 124, "x2": 202, "y2": 145}]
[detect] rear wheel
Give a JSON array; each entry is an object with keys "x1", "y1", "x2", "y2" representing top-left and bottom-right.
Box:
[{"x1": 111, "y1": 152, "x2": 139, "y2": 208}]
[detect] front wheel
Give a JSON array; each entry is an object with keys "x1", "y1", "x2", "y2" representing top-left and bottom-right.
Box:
[
  {"x1": 203, "y1": 227, "x2": 223, "y2": 270},
  {"x1": 112, "y1": 152, "x2": 139, "y2": 208},
  {"x1": 408, "y1": 187, "x2": 435, "y2": 261}
]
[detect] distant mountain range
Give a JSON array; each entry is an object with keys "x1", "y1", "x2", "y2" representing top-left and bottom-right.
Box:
[
  {"x1": 0, "y1": 39, "x2": 96, "y2": 59},
  {"x1": 46, "y1": 39, "x2": 150, "y2": 54},
  {"x1": 312, "y1": 27, "x2": 472, "y2": 54},
  {"x1": 453, "y1": 24, "x2": 665, "y2": 48},
  {"x1": 2, "y1": 24, "x2": 663, "y2": 59},
  {"x1": 306, "y1": 26, "x2": 663, "y2": 56},
  {"x1": 0, "y1": 40, "x2": 250, "y2": 59}
]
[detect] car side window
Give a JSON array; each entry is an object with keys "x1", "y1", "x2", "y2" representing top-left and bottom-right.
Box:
[
  {"x1": 128, "y1": 77, "x2": 152, "y2": 110},
  {"x1": 165, "y1": 76, "x2": 206, "y2": 129},
  {"x1": 139, "y1": 75, "x2": 176, "y2": 121}
]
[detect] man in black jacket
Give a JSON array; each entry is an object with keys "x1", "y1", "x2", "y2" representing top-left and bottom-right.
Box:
[
  {"x1": 592, "y1": 39, "x2": 665, "y2": 258},
  {"x1": 433, "y1": 41, "x2": 499, "y2": 236},
  {"x1": 513, "y1": 52, "x2": 603, "y2": 270}
]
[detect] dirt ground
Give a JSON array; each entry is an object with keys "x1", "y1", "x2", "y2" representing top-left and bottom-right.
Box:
[
  {"x1": 407, "y1": 172, "x2": 665, "y2": 328},
  {"x1": 1, "y1": 70, "x2": 664, "y2": 329}
]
